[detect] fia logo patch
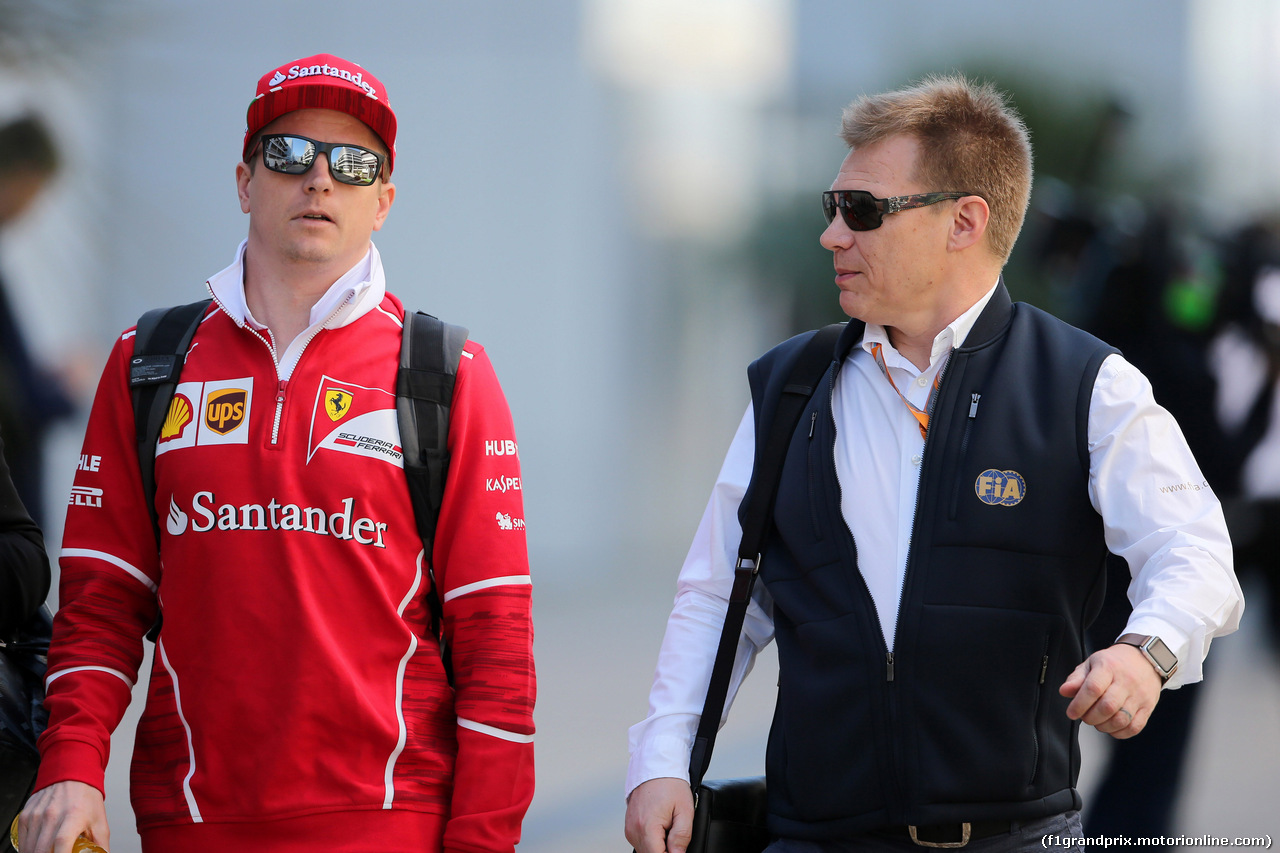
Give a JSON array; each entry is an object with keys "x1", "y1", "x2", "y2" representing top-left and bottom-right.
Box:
[{"x1": 975, "y1": 469, "x2": 1026, "y2": 507}]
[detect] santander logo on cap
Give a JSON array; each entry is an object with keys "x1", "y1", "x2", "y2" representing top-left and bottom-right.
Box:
[{"x1": 265, "y1": 60, "x2": 381, "y2": 100}]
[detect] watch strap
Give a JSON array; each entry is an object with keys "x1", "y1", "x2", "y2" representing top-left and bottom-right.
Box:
[{"x1": 1116, "y1": 632, "x2": 1177, "y2": 682}]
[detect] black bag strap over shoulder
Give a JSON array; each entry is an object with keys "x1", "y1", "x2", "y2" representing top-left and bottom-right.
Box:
[
  {"x1": 687, "y1": 322, "x2": 844, "y2": 791},
  {"x1": 397, "y1": 311, "x2": 469, "y2": 684},
  {"x1": 128, "y1": 299, "x2": 213, "y2": 545}
]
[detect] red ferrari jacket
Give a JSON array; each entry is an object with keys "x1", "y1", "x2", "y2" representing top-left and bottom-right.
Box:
[{"x1": 36, "y1": 246, "x2": 535, "y2": 853}]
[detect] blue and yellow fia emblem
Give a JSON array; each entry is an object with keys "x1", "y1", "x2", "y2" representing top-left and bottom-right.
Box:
[
  {"x1": 975, "y1": 469, "x2": 1026, "y2": 507},
  {"x1": 325, "y1": 388, "x2": 354, "y2": 421}
]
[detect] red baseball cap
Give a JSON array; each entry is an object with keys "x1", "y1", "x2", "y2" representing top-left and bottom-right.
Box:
[{"x1": 244, "y1": 53, "x2": 397, "y2": 175}]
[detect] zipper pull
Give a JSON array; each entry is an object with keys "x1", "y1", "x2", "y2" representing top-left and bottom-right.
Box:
[
  {"x1": 1039, "y1": 655, "x2": 1049, "y2": 685},
  {"x1": 808, "y1": 411, "x2": 817, "y2": 438},
  {"x1": 969, "y1": 393, "x2": 981, "y2": 418},
  {"x1": 886, "y1": 652, "x2": 895, "y2": 682}
]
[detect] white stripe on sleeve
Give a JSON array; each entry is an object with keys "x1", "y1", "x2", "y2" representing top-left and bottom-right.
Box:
[
  {"x1": 442, "y1": 575, "x2": 531, "y2": 603},
  {"x1": 457, "y1": 717, "x2": 534, "y2": 744},
  {"x1": 45, "y1": 666, "x2": 135, "y2": 690},
  {"x1": 61, "y1": 548, "x2": 157, "y2": 593}
]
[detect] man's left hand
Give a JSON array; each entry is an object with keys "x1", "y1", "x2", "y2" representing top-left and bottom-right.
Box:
[{"x1": 1059, "y1": 644, "x2": 1163, "y2": 738}]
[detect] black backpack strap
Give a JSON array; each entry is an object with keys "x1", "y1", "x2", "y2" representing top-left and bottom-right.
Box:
[
  {"x1": 129, "y1": 299, "x2": 212, "y2": 544},
  {"x1": 688, "y1": 322, "x2": 844, "y2": 789},
  {"x1": 396, "y1": 310, "x2": 469, "y2": 684}
]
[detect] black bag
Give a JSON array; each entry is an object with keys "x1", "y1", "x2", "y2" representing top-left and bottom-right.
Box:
[
  {"x1": 688, "y1": 777, "x2": 770, "y2": 853},
  {"x1": 0, "y1": 605, "x2": 52, "y2": 829},
  {"x1": 680, "y1": 324, "x2": 844, "y2": 853}
]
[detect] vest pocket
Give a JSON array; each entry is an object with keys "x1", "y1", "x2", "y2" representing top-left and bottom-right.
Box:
[
  {"x1": 908, "y1": 606, "x2": 1062, "y2": 803},
  {"x1": 1029, "y1": 631, "x2": 1050, "y2": 785},
  {"x1": 947, "y1": 392, "x2": 980, "y2": 520}
]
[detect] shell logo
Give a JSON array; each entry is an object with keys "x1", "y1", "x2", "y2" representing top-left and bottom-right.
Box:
[{"x1": 160, "y1": 393, "x2": 194, "y2": 442}]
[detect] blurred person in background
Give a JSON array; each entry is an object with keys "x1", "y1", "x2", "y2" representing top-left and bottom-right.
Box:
[
  {"x1": 1208, "y1": 219, "x2": 1280, "y2": 653},
  {"x1": 0, "y1": 115, "x2": 78, "y2": 527},
  {"x1": 15, "y1": 54, "x2": 534, "y2": 853},
  {"x1": 0, "y1": 427, "x2": 51, "y2": 853},
  {"x1": 625, "y1": 75, "x2": 1242, "y2": 853}
]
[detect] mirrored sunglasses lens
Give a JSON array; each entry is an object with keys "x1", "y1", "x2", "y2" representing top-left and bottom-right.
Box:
[
  {"x1": 329, "y1": 147, "x2": 381, "y2": 185},
  {"x1": 262, "y1": 136, "x2": 314, "y2": 174}
]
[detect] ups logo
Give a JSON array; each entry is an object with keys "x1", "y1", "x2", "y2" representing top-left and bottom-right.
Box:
[{"x1": 205, "y1": 388, "x2": 248, "y2": 435}]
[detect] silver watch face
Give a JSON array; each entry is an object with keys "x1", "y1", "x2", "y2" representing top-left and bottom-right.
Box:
[{"x1": 1145, "y1": 637, "x2": 1178, "y2": 674}]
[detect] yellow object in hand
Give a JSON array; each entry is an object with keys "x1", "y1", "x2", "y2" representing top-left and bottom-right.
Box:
[{"x1": 9, "y1": 815, "x2": 108, "y2": 852}]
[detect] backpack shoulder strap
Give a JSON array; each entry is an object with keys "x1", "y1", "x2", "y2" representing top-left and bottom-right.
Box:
[
  {"x1": 396, "y1": 310, "x2": 469, "y2": 684},
  {"x1": 688, "y1": 321, "x2": 844, "y2": 789},
  {"x1": 129, "y1": 299, "x2": 213, "y2": 544}
]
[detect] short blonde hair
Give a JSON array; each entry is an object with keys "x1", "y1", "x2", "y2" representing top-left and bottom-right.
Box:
[{"x1": 840, "y1": 75, "x2": 1032, "y2": 262}]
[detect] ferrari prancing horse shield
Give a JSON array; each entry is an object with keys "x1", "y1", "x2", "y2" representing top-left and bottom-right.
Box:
[{"x1": 326, "y1": 388, "x2": 353, "y2": 421}]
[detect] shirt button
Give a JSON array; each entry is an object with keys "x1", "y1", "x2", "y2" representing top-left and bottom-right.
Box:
[
  {"x1": 916, "y1": 376, "x2": 928, "y2": 387},
  {"x1": 911, "y1": 455, "x2": 922, "y2": 466}
]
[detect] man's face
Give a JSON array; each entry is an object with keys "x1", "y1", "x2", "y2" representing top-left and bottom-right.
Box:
[
  {"x1": 236, "y1": 108, "x2": 394, "y2": 274},
  {"x1": 819, "y1": 134, "x2": 955, "y2": 330}
]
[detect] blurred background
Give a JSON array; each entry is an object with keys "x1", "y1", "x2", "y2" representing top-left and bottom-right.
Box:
[{"x1": 4, "y1": 0, "x2": 1280, "y2": 850}]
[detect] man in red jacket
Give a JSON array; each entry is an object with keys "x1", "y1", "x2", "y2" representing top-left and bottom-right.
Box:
[{"x1": 17, "y1": 54, "x2": 535, "y2": 853}]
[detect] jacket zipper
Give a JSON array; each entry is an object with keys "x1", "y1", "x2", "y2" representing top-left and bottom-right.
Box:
[
  {"x1": 948, "y1": 392, "x2": 981, "y2": 519},
  {"x1": 209, "y1": 291, "x2": 351, "y2": 448}
]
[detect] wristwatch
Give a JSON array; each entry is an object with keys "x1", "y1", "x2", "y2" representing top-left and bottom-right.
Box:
[{"x1": 1116, "y1": 633, "x2": 1178, "y2": 683}]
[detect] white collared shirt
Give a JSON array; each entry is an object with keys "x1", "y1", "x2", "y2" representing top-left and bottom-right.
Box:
[
  {"x1": 205, "y1": 239, "x2": 390, "y2": 380},
  {"x1": 625, "y1": 282, "x2": 1243, "y2": 796}
]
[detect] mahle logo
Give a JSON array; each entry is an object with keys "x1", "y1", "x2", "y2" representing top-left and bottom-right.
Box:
[{"x1": 205, "y1": 388, "x2": 247, "y2": 435}]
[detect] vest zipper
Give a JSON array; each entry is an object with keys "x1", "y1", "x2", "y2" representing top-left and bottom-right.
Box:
[
  {"x1": 892, "y1": 353, "x2": 951, "y2": 647},
  {"x1": 947, "y1": 392, "x2": 981, "y2": 519},
  {"x1": 826, "y1": 361, "x2": 905, "y2": 805}
]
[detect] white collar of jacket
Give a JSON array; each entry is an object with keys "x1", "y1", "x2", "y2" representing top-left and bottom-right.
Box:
[{"x1": 206, "y1": 239, "x2": 387, "y2": 332}]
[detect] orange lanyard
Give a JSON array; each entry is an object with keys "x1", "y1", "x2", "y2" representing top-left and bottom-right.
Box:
[{"x1": 869, "y1": 342, "x2": 944, "y2": 440}]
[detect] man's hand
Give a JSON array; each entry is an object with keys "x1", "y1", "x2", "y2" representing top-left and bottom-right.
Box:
[
  {"x1": 1059, "y1": 643, "x2": 1163, "y2": 739},
  {"x1": 624, "y1": 777, "x2": 695, "y2": 853},
  {"x1": 17, "y1": 780, "x2": 109, "y2": 853}
]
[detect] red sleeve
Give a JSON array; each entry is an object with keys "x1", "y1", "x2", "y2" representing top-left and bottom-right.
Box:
[
  {"x1": 35, "y1": 333, "x2": 160, "y2": 795},
  {"x1": 432, "y1": 342, "x2": 535, "y2": 853}
]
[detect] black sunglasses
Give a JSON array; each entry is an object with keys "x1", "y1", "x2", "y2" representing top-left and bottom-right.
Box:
[
  {"x1": 254, "y1": 134, "x2": 385, "y2": 186},
  {"x1": 822, "y1": 190, "x2": 970, "y2": 231}
]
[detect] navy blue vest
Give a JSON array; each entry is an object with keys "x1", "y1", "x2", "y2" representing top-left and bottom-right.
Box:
[{"x1": 743, "y1": 284, "x2": 1119, "y2": 838}]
